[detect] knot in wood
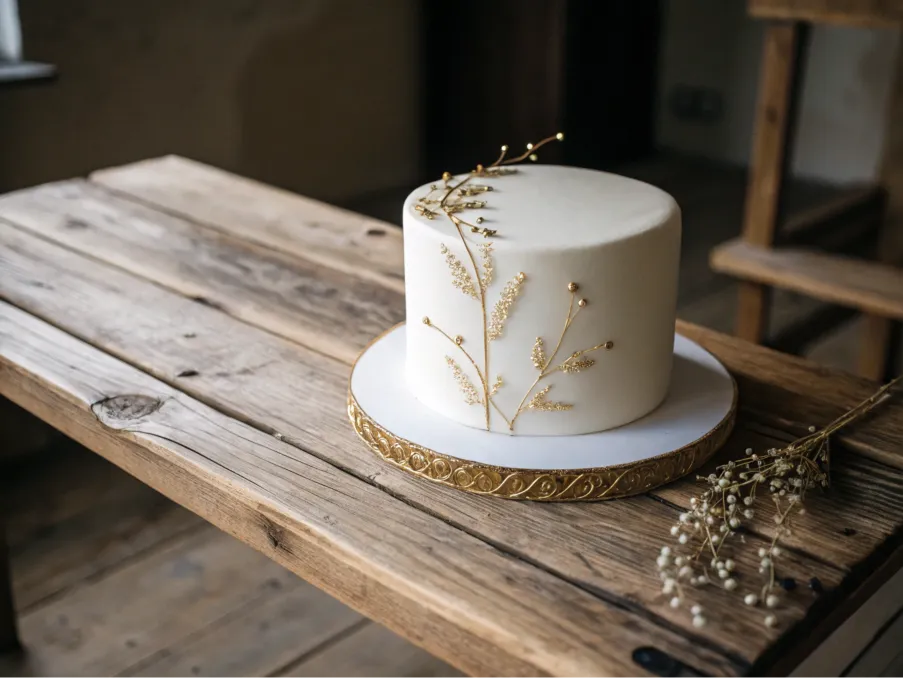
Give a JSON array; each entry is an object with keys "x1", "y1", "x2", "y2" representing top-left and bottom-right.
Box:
[{"x1": 92, "y1": 394, "x2": 162, "y2": 429}]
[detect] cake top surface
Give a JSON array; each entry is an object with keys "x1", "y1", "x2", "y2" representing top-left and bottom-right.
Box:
[{"x1": 403, "y1": 164, "x2": 678, "y2": 250}]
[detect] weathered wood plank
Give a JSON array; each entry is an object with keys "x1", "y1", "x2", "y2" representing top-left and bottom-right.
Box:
[
  {"x1": 676, "y1": 321, "x2": 903, "y2": 466},
  {"x1": 0, "y1": 182, "x2": 404, "y2": 364},
  {"x1": 91, "y1": 156, "x2": 406, "y2": 294},
  {"x1": 1, "y1": 526, "x2": 300, "y2": 676},
  {"x1": 749, "y1": 0, "x2": 903, "y2": 27},
  {"x1": 281, "y1": 622, "x2": 463, "y2": 677},
  {"x1": 4, "y1": 212, "x2": 902, "y2": 669},
  {"x1": 0, "y1": 301, "x2": 740, "y2": 677},
  {"x1": 711, "y1": 240, "x2": 903, "y2": 319}
]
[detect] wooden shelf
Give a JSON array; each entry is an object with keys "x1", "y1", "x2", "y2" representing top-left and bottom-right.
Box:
[
  {"x1": 749, "y1": 0, "x2": 903, "y2": 28},
  {"x1": 711, "y1": 239, "x2": 903, "y2": 319}
]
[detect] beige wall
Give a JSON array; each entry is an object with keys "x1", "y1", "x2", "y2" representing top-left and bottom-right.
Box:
[
  {"x1": 656, "y1": 0, "x2": 900, "y2": 184},
  {"x1": 0, "y1": 0, "x2": 422, "y2": 202}
]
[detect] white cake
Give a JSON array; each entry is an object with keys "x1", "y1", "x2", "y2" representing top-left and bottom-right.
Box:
[{"x1": 402, "y1": 155, "x2": 681, "y2": 436}]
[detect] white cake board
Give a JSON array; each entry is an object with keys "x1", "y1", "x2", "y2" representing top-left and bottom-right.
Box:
[{"x1": 348, "y1": 324, "x2": 737, "y2": 501}]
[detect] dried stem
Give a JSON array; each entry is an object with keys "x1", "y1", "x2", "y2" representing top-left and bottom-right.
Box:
[{"x1": 655, "y1": 374, "x2": 901, "y2": 629}]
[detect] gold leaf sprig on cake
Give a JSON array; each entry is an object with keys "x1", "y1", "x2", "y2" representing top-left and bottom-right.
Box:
[
  {"x1": 527, "y1": 385, "x2": 572, "y2": 412},
  {"x1": 445, "y1": 356, "x2": 483, "y2": 406},
  {"x1": 488, "y1": 272, "x2": 527, "y2": 341},
  {"x1": 415, "y1": 134, "x2": 616, "y2": 432},
  {"x1": 654, "y1": 375, "x2": 901, "y2": 630},
  {"x1": 507, "y1": 283, "x2": 614, "y2": 430},
  {"x1": 440, "y1": 244, "x2": 478, "y2": 300}
]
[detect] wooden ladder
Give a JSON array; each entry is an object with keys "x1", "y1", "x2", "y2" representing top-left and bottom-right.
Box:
[{"x1": 710, "y1": 0, "x2": 903, "y2": 381}]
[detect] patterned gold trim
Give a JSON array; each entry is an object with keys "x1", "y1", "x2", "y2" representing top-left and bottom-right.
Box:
[{"x1": 347, "y1": 324, "x2": 738, "y2": 502}]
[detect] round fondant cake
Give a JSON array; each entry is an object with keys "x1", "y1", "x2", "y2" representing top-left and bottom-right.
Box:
[{"x1": 402, "y1": 160, "x2": 681, "y2": 436}]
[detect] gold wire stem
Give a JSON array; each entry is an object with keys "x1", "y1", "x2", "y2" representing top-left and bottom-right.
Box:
[
  {"x1": 428, "y1": 322, "x2": 486, "y2": 388},
  {"x1": 490, "y1": 145, "x2": 509, "y2": 167},
  {"x1": 450, "y1": 220, "x2": 492, "y2": 429},
  {"x1": 508, "y1": 292, "x2": 579, "y2": 429},
  {"x1": 428, "y1": 320, "x2": 512, "y2": 428},
  {"x1": 500, "y1": 134, "x2": 563, "y2": 165}
]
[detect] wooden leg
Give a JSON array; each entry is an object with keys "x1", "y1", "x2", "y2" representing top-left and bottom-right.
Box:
[
  {"x1": 0, "y1": 499, "x2": 19, "y2": 653},
  {"x1": 735, "y1": 21, "x2": 809, "y2": 343},
  {"x1": 736, "y1": 282, "x2": 772, "y2": 344},
  {"x1": 859, "y1": 316, "x2": 902, "y2": 382}
]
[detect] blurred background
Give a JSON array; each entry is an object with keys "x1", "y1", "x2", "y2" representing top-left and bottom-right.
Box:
[{"x1": 3, "y1": 0, "x2": 900, "y2": 370}]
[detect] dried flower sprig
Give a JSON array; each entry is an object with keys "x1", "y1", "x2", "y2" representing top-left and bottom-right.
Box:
[{"x1": 655, "y1": 375, "x2": 901, "y2": 630}]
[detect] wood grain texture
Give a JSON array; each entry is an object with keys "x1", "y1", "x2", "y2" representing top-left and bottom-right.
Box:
[
  {"x1": 0, "y1": 182, "x2": 404, "y2": 364},
  {"x1": 5, "y1": 207, "x2": 903, "y2": 671},
  {"x1": 860, "y1": 41, "x2": 903, "y2": 380},
  {"x1": 4, "y1": 157, "x2": 903, "y2": 673},
  {"x1": 736, "y1": 21, "x2": 807, "y2": 343},
  {"x1": 742, "y1": 22, "x2": 806, "y2": 249},
  {"x1": 711, "y1": 240, "x2": 903, "y2": 319},
  {"x1": 749, "y1": 0, "x2": 903, "y2": 27},
  {"x1": 90, "y1": 156, "x2": 406, "y2": 294},
  {"x1": 0, "y1": 301, "x2": 740, "y2": 677},
  {"x1": 676, "y1": 320, "x2": 903, "y2": 465},
  {"x1": 2, "y1": 526, "x2": 300, "y2": 676},
  {"x1": 127, "y1": 570, "x2": 365, "y2": 677},
  {"x1": 281, "y1": 622, "x2": 464, "y2": 677},
  {"x1": 4, "y1": 440, "x2": 446, "y2": 678},
  {"x1": 4, "y1": 443, "x2": 205, "y2": 611}
]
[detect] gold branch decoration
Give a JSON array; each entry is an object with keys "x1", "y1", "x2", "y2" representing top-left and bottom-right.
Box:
[
  {"x1": 415, "y1": 133, "x2": 617, "y2": 432},
  {"x1": 507, "y1": 284, "x2": 614, "y2": 431}
]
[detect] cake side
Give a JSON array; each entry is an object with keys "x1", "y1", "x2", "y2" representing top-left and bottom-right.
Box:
[{"x1": 402, "y1": 164, "x2": 681, "y2": 436}]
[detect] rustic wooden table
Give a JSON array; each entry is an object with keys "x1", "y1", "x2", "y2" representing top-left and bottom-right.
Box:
[{"x1": 2, "y1": 157, "x2": 903, "y2": 677}]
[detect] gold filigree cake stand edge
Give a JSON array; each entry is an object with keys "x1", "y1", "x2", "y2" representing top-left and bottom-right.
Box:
[{"x1": 346, "y1": 324, "x2": 739, "y2": 502}]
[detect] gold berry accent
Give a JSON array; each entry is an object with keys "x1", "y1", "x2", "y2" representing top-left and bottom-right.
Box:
[
  {"x1": 529, "y1": 154, "x2": 538, "y2": 162},
  {"x1": 556, "y1": 132, "x2": 565, "y2": 141},
  {"x1": 516, "y1": 272, "x2": 527, "y2": 282},
  {"x1": 475, "y1": 164, "x2": 484, "y2": 173},
  {"x1": 604, "y1": 341, "x2": 614, "y2": 349},
  {"x1": 476, "y1": 216, "x2": 484, "y2": 224},
  {"x1": 442, "y1": 171, "x2": 452, "y2": 181},
  {"x1": 422, "y1": 316, "x2": 431, "y2": 326},
  {"x1": 454, "y1": 335, "x2": 464, "y2": 345},
  {"x1": 578, "y1": 299, "x2": 588, "y2": 307},
  {"x1": 500, "y1": 144, "x2": 508, "y2": 152},
  {"x1": 567, "y1": 282, "x2": 578, "y2": 292},
  {"x1": 526, "y1": 142, "x2": 534, "y2": 150}
]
